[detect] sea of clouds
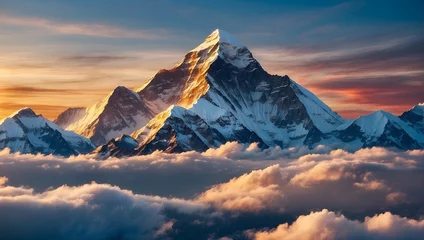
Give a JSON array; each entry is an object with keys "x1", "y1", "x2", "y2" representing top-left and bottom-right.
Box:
[{"x1": 0, "y1": 142, "x2": 423, "y2": 239}]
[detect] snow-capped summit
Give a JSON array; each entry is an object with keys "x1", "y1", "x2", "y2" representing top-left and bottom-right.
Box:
[
  {"x1": 407, "y1": 103, "x2": 424, "y2": 115},
  {"x1": 0, "y1": 108, "x2": 94, "y2": 156},
  {"x1": 55, "y1": 85, "x2": 154, "y2": 146},
  {"x1": 55, "y1": 29, "x2": 422, "y2": 155},
  {"x1": 400, "y1": 103, "x2": 424, "y2": 139},
  {"x1": 355, "y1": 110, "x2": 390, "y2": 137},
  {"x1": 328, "y1": 109, "x2": 423, "y2": 150},
  {"x1": 56, "y1": 29, "x2": 260, "y2": 149},
  {"x1": 192, "y1": 29, "x2": 244, "y2": 52},
  {"x1": 123, "y1": 29, "x2": 346, "y2": 153},
  {"x1": 190, "y1": 28, "x2": 255, "y2": 69}
]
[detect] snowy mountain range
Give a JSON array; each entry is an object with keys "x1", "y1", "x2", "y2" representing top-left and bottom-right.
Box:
[
  {"x1": 1, "y1": 30, "x2": 422, "y2": 156},
  {"x1": 0, "y1": 108, "x2": 94, "y2": 156}
]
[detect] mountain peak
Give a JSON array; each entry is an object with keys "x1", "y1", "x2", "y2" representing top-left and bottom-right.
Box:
[
  {"x1": 212, "y1": 29, "x2": 244, "y2": 46},
  {"x1": 13, "y1": 107, "x2": 37, "y2": 118},
  {"x1": 192, "y1": 29, "x2": 244, "y2": 52},
  {"x1": 360, "y1": 110, "x2": 394, "y2": 122},
  {"x1": 109, "y1": 86, "x2": 142, "y2": 102},
  {"x1": 116, "y1": 134, "x2": 139, "y2": 148},
  {"x1": 1, "y1": 106, "x2": 94, "y2": 156},
  {"x1": 411, "y1": 103, "x2": 424, "y2": 115},
  {"x1": 112, "y1": 86, "x2": 131, "y2": 94}
]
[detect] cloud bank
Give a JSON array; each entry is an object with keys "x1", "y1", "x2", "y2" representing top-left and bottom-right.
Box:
[
  {"x1": 0, "y1": 143, "x2": 423, "y2": 239},
  {"x1": 0, "y1": 142, "x2": 333, "y2": 197},
  {"x1": 198, "y1": 147, "x2": 424, "y2": 218}
]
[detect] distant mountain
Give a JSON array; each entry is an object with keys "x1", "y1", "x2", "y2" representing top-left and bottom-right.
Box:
[
  {"x1": 400, "y1": 103, "x2": 424, "y2": 137},
  {"x1": 55, "y1": 86, "x2": 154, "y2": 146},
  {"x1": 0, "y1": 108, "x2": 94, "y2": 156},
  {"x1": 324, "y1": 110, "x2": 423, "y2": 150},
  {"x1": 54, "y1": 107, "x2": 86, "y2": 129},
  {"x1": 353, "y1": 110, "x2": 422, "y2": 149},
  {"x1": 54, "y1": 29, "x2": 423, "y2": 156},
  {"x1": 93, "y1": 134, "x2": 139, "y2": 158}
]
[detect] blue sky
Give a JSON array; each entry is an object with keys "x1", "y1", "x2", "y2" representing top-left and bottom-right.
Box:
[{"x1": 0, "y1": 0, "x2": 423, "y2": 118}]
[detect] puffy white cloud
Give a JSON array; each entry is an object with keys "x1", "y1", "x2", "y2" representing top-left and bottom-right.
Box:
[
  {"x1": 0, "y1": 180, "x2": 204, "y2": 240},
  {"x1": 289, "y1": 161, "x2": 351, "y2": 187},
  {"x1": 203, "y1": 142, "x2": 332, "y2": 160},
  {"x1": 197, "y1": 165, "x2": 287, "y2": 212},
  {"x1": 251, "y1": 209, "x2": 424, "y2": 240},
  {"x1": 197, "y1": 148, "x2": 424, "y2": 215},
  {"x1": 353, "y1": 172, "x2": 389, "y2": 191}
]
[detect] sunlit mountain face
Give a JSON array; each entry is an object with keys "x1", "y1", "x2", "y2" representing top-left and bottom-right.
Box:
[{"x1": 0, "y1": 1, "x2": 423, "y2": 239}]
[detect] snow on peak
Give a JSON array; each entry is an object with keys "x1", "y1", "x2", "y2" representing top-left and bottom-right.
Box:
[
  {"x1": 192, "y1": 29, "x2": 245, "y2": 52},
  {"x1": 355, "y1": 110, "x2": 389, "y2": 137},
  {"x1": 411, "y1": 103, "x2": 424, "y2": 115},
  {"x1": 190, "y1": 29, "x2": 255, "y2": 69},
  {"x1": 355, "y1": 110, "x2": 420, "y2": 139},
  {"x1": 213, "y1": 29, "x2": 244, "y2": 47},
  {"x1": 190, "y1": 98, "x2": 226, "y2": 122},
  {"x1": 291, "y1": 79, "x2": 345, "y2": 133}
]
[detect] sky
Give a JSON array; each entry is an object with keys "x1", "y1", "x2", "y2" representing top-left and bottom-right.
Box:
[{"x1": 0, "y1": 0, "x2": 423, "y2": 119}]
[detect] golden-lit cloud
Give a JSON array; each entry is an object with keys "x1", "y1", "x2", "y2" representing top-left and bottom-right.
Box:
[
  {"x1": 197, "y1": 146, "x2": 424, "y2": 213},
  {"x1": 251, "y1": 209, "x2": 424, "y2": 240}
]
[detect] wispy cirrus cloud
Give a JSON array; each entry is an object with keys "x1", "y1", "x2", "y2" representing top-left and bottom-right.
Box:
[
  {"x1": 305, "y1": 74, "x2": 424, "y2": 115},
  {"x1": 0, "y1": 86, "x2": 83, "y2": 95},
  {"x1": 0, "y1": 86, "x2": 105, "y2": 119},
  {"x1": 253, "y1": 35, "x2": 424, "y2": 117},
  {"x1": 0, "y1": 102, "x2": 70, "y2": 120},
  {"x1": 60, "y1": 55, "x2": 138, "y2": 65},
  {"x1": 0, "y1": 13, "x2": 167, "y2": 39}
]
